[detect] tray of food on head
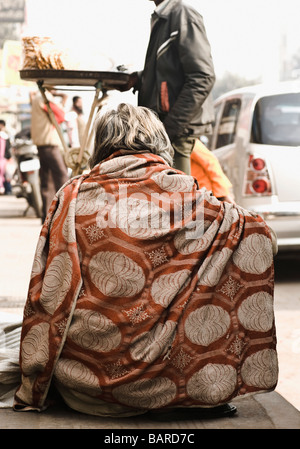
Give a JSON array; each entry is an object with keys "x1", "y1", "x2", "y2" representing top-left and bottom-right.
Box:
[{"x1": 19, "y1": 36, "x2": 131, "y2": 89}]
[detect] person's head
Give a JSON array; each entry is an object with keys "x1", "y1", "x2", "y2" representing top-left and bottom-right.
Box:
[
  {"x1": 89, "y1": 103, "x2": 174, "y2": 168},
  {"x1": 0, "y1": 120, "x2": 6, "y2": 130},
  {"x1": 72, "y1": 96, "x2": 83, "y2": 114}
]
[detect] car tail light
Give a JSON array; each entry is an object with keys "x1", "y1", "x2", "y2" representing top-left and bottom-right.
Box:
[
  {"x1": 252, "y1": 177, "x2": 270, "y2": 193},
  {"x1": 244, "y1": 155, "x2": 272, "y2": 196},
  {"x1": 251, "y1": 157, "x2": 265, "y2": 171}
]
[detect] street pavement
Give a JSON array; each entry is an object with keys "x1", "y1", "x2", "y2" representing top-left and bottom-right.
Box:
[{"x1": 1, "y1": 194, "x2": 300, "y2": 429}]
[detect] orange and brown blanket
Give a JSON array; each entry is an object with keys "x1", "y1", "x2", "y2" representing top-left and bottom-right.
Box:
[{"x1": 14, "y1": 151, "x2": 278, "y2": 412}]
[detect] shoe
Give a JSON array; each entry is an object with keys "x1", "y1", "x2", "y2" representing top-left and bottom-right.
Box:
[
  {"x1": 195, "y1": 403, "x2": 237, "y2": 418},
  {"x1": 149, "y1": 403, "x2": 237, "y2": 419}
]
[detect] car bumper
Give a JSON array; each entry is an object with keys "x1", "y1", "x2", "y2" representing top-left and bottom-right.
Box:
[
  {"x1": 254, "y1": 210, "x2": 300, "y2": 251},
  {"x1": 240, "y1": 197, "x2": 300, "y2": 251}
]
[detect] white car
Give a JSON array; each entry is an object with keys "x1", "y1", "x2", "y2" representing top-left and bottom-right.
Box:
[{"x1": 210, "y1": 81, "x2": 300, "y2": 251}]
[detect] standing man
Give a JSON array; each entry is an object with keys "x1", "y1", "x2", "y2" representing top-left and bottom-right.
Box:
[
  {"x1": 30, "y1": 89, "x2": 69, "y2": 222},
  {"x1": 124, "y1": 0, "x2": 216, "y2": 174}
]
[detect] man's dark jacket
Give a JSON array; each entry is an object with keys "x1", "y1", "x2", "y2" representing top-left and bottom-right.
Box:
[{"x1": 137, "y1": 0, "x2": 216, "y2": 141}]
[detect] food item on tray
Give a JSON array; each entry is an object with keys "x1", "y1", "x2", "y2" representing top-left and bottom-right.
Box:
[{"x1": 22, "y1": 36, "x2": 65, "y2": 70}]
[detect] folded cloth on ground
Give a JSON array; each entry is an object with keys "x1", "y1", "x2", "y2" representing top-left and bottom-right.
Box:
[{"x1": 0, "y1": 318, "x2": 22, "y2": 408}]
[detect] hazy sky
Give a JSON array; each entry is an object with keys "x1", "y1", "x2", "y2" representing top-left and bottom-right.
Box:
[{"x1": 24, "y1": 0, "x2": 300, "y2": 82}]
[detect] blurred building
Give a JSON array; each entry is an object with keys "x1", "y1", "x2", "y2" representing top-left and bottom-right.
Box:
[
  {"x1": 0, "y1": 1, "x2": 32, "y2": 135},
  {"x1": 0, "y1": 0, "x2": 25, "y2": 49}
]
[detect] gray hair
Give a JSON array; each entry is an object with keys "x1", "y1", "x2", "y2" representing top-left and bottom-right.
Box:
[{"x1": 89, "y1": 103, "x2": 174, "y2": 167}]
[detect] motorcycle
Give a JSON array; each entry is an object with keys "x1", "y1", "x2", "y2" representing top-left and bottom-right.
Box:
[{"x1": 11, "y1": 128, "x2": 42, "y2": 219}]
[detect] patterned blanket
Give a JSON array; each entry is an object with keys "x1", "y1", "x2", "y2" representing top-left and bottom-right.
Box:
[{"x1": 14, "y1": 151, "x2": 278, "y2": 412}]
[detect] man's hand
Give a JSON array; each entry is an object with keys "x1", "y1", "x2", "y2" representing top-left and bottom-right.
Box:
[
  {"x1": 117, "y1": 72, "x2": 139, "y2": 92},
  {"x1": 52, "y1": 90, "x2": 68, "y2": 106}
]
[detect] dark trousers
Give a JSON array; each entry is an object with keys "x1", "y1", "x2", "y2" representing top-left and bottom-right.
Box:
[
  {"x1": 37, "y1": 145, "x2": 69, "y2": 221},
  {"x1": 171, "y1": 135, "x2": 196, "y2": 175}
]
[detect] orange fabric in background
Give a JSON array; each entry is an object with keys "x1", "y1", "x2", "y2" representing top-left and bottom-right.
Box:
[
  {"x1": 42, "y1": 102, "x2": 65, "y2": 124},
  {"x1": 191, "y1": 139, "x2": 232, "y2": 198}
]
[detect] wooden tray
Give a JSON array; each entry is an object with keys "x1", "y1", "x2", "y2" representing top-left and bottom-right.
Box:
[{"x1": 19, "y1": 69, "x2": 131, "y2": 89}]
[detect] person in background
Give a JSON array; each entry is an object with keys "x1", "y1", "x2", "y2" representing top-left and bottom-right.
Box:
[
  {"x1": 30, "y1": 89, "x2": 69, "y2": 222},
  {"x1": 121, "y1": 0, "x2": 216, "y2": 175},
  {"x1": 190, "y1": 138, "x2": 234, "y2": 203},
  {"x1": 0, "y1": 120, "x2": 12, "y2": 195},
  {"x1": 66, "y1": 96, "x2": 86, "y2": 148},
  {"x1": 14, "y1": 104, "x2": 278, "y2": 419}
]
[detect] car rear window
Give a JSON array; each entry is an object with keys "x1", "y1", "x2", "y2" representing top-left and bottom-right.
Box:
[
  {"x1": 251, "y1": 93, "x2": 300, "y2": 146},
  {"x1": 215, "y1": 99, "x2": 241, "y2": 148}
]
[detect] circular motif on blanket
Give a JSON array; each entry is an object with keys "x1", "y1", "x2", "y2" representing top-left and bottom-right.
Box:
[
  {"x1": 40, "y1": 252, "x2": 73, "y2": 314},
  {"x1": 99, "y1": 155, "x2": 147, "y2": 178},
  {"x1": 174, "y1": 220, "x2": 218, "y2": 255},
  {"x1": 76, "y1": 183, "x2": 109, "y2": 216},
  {"x1": 184, "y1": 305, "x2": 230, "y2": 346},
  {"x1": 130, "y1": 321, "x2": 177, "y2": 363},
  {"x1": 151, "y1": 170, "x2": 195, "y2": 192},
  {"x1": 31, "y1": 236, "x2": 47, "y2": 278},
  {"x1": 238, "y1": 292, "x2": 274, "y2": 332},
  {"x1": 62, "y1": 198, "x2": 76, "y2": 243},
  {"x1": 68, "y1": 309, "x2": 121, "y2": 352},
  {"x1": 233, "y1": 233, "x2": 273, "y2": 274},
  {"x1": 112, "y1": 377, "x2": 177, "y2": 409},
  {"x1": 21, "y1": 322, "x2": 50, "y2": 375},
  {"x1": 187, "y1": 363, "x2": 237, "y2": 404},
  {"x1": 197, "y1": 248, "x2": 233, "y2": 287},
  {"x1": 109, "y1": 196, "x2": 171, "y2": 239},
  {"x1": 241, "y1": 349, "x2": 278, "y2": 388},
  {"x1": 151, "y1": 269, "x2": 191, "y2": 307},
  {"x1": 54, "y1": 358, "x2": 101, "y2": 396},
  {"x1": 89, "y1": 251, "x2": 145, "y2": 297}
]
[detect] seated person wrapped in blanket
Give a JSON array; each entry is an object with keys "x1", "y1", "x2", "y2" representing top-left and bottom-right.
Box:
[{"x1": 14, "y1": 104, "x2": 278, "y2": 418}]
